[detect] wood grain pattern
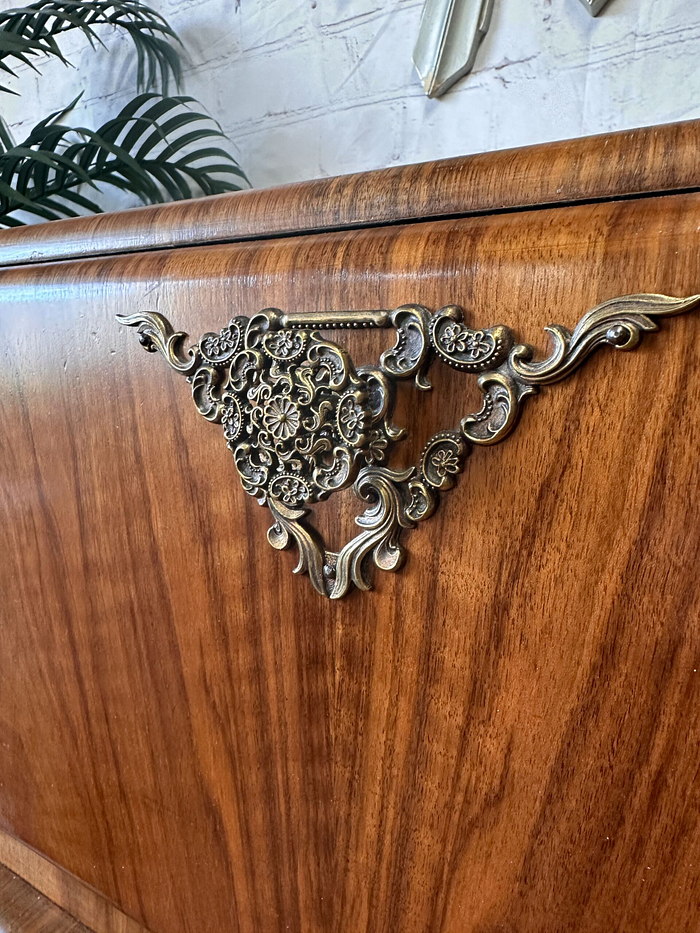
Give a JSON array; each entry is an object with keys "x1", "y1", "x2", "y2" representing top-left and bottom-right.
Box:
[
  {"x1": 1, "y1": 190, "x2": 700, "y2": 933},
  {"x1": 0, "y1": 863, "x2": 93, "y2": 933},
  {"x1": 0, "y1": 119, "x2": 699, "y2": 267},
  {"x1": 0, "y1": 832, "x2": 149, "y2": 933}
]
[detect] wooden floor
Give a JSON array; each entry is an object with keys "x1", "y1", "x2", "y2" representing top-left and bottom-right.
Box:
[{"x1": 0, "y1": 865, "x2": 92, "y2": 933}]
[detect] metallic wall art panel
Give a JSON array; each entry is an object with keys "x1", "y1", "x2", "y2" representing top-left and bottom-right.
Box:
[
  {"x1": 119, "y1": 292, "x2": 699, "y2": 599},
  {"x1": 413, "y1": 0, "x2": 495, "y2": 98},
  {"x1": 578, "y1": 0, "x2": 614, "y2": 15}
]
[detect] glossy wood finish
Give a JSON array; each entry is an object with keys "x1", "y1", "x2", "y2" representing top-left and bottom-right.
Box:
[
  {"x1": 0, "y1": 864, "x2": 93, "y2": 933},
  {"x1": 1, "y1": 187, "x2": 700, "y2": 933},
  {"x1": 0, "y1": 119, "x2": 700, "y2": 267},
  {"x1": 0, "y1": 833, "x2": 148, "y2": 933}
]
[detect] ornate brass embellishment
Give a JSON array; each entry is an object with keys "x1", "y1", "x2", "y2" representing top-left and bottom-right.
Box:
[{"x1": 118, "y1": 293, "x2": 699, "y2": 599}]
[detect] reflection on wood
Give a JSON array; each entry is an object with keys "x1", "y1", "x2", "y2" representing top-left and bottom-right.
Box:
[{"x1": 0, "y1": 119, "x2": 698, "y2": 265}]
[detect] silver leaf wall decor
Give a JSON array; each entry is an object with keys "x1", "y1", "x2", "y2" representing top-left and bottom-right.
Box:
[
  {"x1": 577, "y1": 0, "x2": 614, "y2": 15},
  {"x1": 414, "y1": 0, "x2": 616, "y2": 100},
  {"x1": 413, "y1": 0, "x2": 495, "y2": 98}
]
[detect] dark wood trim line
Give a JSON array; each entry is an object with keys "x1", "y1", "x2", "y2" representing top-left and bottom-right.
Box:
[{"x1": 0, "y1": 119, "x2": 697, "y2": 267}]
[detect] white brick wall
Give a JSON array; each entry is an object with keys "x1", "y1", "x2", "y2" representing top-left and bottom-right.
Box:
[{"x1": 3, "y1": 0, "x2": 700, "y2": 208}]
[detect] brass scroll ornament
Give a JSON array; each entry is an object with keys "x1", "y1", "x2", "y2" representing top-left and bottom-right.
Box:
[{"x1": 118, "y1": 294, "x2": 699, "y2": 599}]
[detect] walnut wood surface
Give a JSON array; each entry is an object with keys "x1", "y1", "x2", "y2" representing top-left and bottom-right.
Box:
[
  {"x1": 0, "y1": 119, "x2": 700, "y2": 267},
  {"x1": 0, "y1": 863, "x2": 92, "y2": 933},
  {"x1": 1, "y1": 191, "x2": 700, "y2": 933},
  {"x1": 0, "y1": 832, "x2": 149, "y2": 933}
]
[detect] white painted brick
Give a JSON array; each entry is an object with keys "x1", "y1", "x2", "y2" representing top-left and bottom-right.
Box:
[{"x1": 3, "y1": 0, "x2": 700, "y2": 212}]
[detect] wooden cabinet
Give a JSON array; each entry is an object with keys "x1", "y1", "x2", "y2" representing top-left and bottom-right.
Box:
[{"x1": 1, "y1": 121, "x2": 699, "y2": 933}]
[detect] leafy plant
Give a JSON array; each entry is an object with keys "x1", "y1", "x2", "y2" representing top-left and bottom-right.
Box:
[
  {"x1": 0, "y1": 0, "x2": 248, "y2": 226},
  {"x1": 0, "y1": 0, "x2": 182, "y2": 94}
]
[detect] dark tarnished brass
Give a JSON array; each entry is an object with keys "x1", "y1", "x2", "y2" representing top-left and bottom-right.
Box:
[{"x1": 118, "y1": 292, "x2": 700, "y2": 599}]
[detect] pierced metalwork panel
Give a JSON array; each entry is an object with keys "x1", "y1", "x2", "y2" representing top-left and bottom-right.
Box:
[{"x1": 119, "y1": 292, "x2": 699, "y2": 599}]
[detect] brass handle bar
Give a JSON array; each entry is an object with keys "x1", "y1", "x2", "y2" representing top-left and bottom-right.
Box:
[{"x1": 279, "y1": 310, "x2": 391, "y2": 329}]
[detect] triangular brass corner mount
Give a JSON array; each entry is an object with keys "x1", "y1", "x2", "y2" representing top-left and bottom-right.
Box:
[{"x1": 118, "y1": 293, "x2": 700, "y2": 599}]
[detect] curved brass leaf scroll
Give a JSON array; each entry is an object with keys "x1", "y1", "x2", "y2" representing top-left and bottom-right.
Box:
[{"x1": 118, "y1": 293, "x2": 700, "y2": 599}]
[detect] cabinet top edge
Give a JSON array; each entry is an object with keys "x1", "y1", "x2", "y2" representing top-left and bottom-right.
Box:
[{"x1": 0, "y1": 119, "x2": 698, "y2": 268}]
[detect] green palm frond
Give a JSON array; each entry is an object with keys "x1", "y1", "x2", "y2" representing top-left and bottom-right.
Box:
[
  {"x1": 0, "y1": 0, "x2": 182, "y2": 93},
  {"x1": 0, "y1": 93, "x2": 249, "y2": 225}
]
